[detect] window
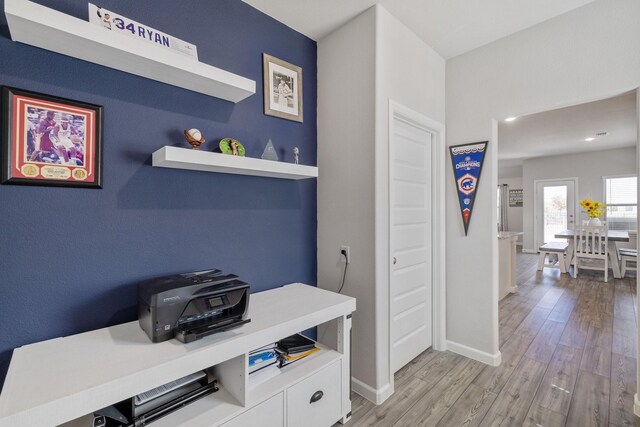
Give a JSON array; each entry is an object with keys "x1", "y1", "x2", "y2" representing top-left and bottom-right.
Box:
[{"x1": 604, "y1": 175, "x2": 637, "y2": 231}]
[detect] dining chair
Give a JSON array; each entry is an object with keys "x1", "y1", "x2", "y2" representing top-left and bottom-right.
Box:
[
  {"x1": 620, "y1": 230, "x2": 637, "y2": 277},
  {"x1": 573, "y1": 223, "x2": 609, "y2": 282}
]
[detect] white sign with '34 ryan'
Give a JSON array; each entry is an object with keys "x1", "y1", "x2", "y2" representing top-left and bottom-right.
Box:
[{"x1": 88, "y1": 4, "x2": 198, "y2": 60}]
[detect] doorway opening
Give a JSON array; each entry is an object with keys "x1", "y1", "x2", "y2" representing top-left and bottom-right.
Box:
[{"x1": 494, "y1": 90, "x2": 638, "y2": 417}]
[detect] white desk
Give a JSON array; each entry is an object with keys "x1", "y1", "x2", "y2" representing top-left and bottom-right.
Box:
[
  {"x1": 0, "y1": 284, "x2": 356, "y2": 427},
  {"x1": 555, "y1": 229, "x2": 629, "y2": 279}
]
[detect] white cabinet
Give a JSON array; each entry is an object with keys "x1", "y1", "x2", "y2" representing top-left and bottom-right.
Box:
[
  {"x1": 287, "y1": 361, "x2": 342, "y2": 427},
  {"x1": 223, "y1": 361, "x2": 342, "y2": 427},
  {"x1": 0, "y1": 284, "x2": 355, "y2": 427},
  {"x1": 222, "y1": 393, "x2": 284, "y2": 427}
]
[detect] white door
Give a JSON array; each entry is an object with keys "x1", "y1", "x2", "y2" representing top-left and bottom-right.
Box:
[
  {"x1": 391, "y1": 116, "x2": 433, "y2": 373},
  {"x1": 535, "y1": 180, "x2": 576, "y2": 248}
]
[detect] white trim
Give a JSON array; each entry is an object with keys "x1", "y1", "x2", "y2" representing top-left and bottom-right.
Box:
[
  {"x1": 533, "y1": 177, "x2": 579, "y2": 249},
  {"x1": 602, "y1": 173, "x2": 637, "y2": 180},
  {"x1": 388, "y1": 100, "x2": 447, "y2": 384},
  {"x1": 522, "y1": 248, "x2": 538, "y2": 254},
  {"x1": 636, "y1": 89, "x2": 640, "y2": 410},
  {"x1": 351, "y1": 377, "x2": 394, "y2": 405},
  {"x1": 447, "y1": 340, "x2": 502, "y2": 367}
]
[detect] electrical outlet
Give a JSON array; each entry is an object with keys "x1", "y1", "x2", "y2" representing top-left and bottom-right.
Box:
[{"x1": 340, "y1": 245, "x2": 351, "y2": 264}]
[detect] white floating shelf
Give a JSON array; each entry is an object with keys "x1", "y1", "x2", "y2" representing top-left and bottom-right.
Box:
[
  {"x1": 153, "y1": 146, "x2": 318, "y2": 180},
  {"x1": 4, "y1": 0, "x2": 255, "y2": 102}
]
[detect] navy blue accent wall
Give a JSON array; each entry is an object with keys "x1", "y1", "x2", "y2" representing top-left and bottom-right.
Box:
[{"x1": 0, "y1": 0, "x2": 317, "y2": 387}]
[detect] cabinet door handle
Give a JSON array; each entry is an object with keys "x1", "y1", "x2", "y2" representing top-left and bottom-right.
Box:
[{"x1": 310, "y1": 390, "x2": 324, "y2": 404}]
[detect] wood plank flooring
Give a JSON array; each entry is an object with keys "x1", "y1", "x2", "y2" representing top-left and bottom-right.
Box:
[{"x1": 341, "y1": 251, "x2": 639, "y2": 427}]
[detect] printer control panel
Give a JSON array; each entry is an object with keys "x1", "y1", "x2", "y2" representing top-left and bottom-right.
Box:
[{"x1": 178, "y1": 295, "x2": 229, "y2": 324}]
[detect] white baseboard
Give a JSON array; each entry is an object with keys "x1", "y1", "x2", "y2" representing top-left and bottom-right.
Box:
[
  {"x1": 634, "y1": 393, "x2": 640, "y2": 417},
  {"x1": 447, "y1": 340, "x2": 502, "y2": 366},
  {"x1": 522, "y1": 248, "x2": 538, "y2": 254},
  {"x1": 351, "y1": 377, "x2": 394, "y2": 405}
]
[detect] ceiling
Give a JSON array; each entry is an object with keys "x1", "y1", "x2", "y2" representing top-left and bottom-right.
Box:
[
  {"x1": 242, "y1": 0, "x2": 596, "y2": 59},
  {"x1": 498, "y1": 91, "x2": 637, "y2": 166}
]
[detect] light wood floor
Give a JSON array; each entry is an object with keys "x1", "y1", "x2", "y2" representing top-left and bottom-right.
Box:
[{"x1": 343, "y1": 251, "x2": 639, "y2": 427}]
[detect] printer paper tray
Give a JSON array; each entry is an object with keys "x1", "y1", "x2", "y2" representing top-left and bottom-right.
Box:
[{"x1": 174, "y1": 318, "x2": 251, "y2": 343}]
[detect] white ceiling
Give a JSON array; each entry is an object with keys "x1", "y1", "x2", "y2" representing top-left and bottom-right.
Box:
[
  {"x1": 242, "y1": 0, "x2": 596, "y2": 59},
  {"x1": 498, "y1": 91, "x2": 637, "y2": 166}
]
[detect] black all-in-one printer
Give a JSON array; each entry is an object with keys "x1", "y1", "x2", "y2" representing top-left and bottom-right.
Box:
[{"x1": 138, "y1": 268, "x2": 250, "y2": 343}]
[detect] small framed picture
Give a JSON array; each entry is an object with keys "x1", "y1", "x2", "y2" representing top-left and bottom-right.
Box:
[
  {"x1": 1, "y1": 87, "x2": 103, "y2": 188},
  {"x1": 263, "y1": 53, "x2": 303, "y2": 123},
  {"x1": 509, "y1": 189, "x2": 523, "y2": 207}
]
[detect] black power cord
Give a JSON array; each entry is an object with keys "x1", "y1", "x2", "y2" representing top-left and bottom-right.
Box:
[
  {"x1": 337, "y1": 249, "x2": 349, "y2": 294},
  {"x1": 319, "y1": 250, "x2": 350, "y2": 344}
]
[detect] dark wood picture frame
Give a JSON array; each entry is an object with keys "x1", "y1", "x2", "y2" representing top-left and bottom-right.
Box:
[
  {"x1": 1, "y1": 86, "x2": 103, "y2": 188},
  {"x1": 263, "y1": 53, "x2": 303, "y2": 123}
]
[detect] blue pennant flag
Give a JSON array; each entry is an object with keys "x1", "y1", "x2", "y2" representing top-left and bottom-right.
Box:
[{"x1": 449, "y1": 142, "x2": 488, "y2": 236}]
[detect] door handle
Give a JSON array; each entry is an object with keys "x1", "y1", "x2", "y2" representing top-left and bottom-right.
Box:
[{"x1": 393, "y1": 257, "x2": 397, "y2": 265}]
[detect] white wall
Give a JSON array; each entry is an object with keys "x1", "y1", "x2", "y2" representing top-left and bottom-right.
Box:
[
  {"x1": 446, "y1": 0, "x2": 640, "y2": 359},
  {"x1": 317, "y1": 6, "x2": 377, "y2": 397},
  {"x1": 499, "y1": 164, "x2": 523, "y2": 180},
  {"x1": 373, "y1": 5, "x2": 446, "y2": 396},
  {"x1": 498, "y1": 176, "x2": 524, "y2": 244},
  {"x1": 521, "y1": 147, "x2": 637, "y2": 251},
  {"x1": 318, "y1": 4, "x2": 445, "y2": 402}
]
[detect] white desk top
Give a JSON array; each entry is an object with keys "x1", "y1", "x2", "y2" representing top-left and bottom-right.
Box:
[
  {"x1": 498, "y1": 231, "x2": 523, "y2": 240},
  {"x1": 0, "y1": 284, "x2": 355, "y2": 426}
]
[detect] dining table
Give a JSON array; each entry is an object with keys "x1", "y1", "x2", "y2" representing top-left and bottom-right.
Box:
[{"x1": 554, "y1": 229, "x2": 629, "y2": 279}]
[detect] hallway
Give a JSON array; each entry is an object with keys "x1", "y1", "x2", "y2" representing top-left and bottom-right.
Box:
[{"x1": 343, "y1": 251, "x2": 638, "y2": 426}]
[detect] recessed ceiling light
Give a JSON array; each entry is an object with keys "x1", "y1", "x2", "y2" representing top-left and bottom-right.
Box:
[
  {"x1": 505, "y1": 117, "x2": 517, "y2": 122},
  {"x1": 585, "y1": 137, "x2": 595, "y2": 142}
]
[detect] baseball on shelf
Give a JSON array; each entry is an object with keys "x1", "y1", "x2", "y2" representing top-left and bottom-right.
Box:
[{"x1": 184, "y1": 128, "x2": 205, "y2": 150}]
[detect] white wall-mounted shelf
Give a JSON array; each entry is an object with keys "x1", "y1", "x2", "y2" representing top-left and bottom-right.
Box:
[
  {"x1": 4, "y1": 0, "x2": 256, "y2": 102},
  {"x1": 0, "y1": 284, "x2": 355, "y2": 427},
  {"x1": 153, "y1": 146, "x2": 319, "y2": 180}
]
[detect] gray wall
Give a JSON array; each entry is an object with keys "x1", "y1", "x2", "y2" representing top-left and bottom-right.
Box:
[
  {"x1": 318, "y1": 4, "x2": 446, "y2": 399},
  {"x1": 446, "y1": 0, "x2": 640, "y2": 357},
  {"x1": 522, "y1": 146, "x2": 637, "y2": 251}
]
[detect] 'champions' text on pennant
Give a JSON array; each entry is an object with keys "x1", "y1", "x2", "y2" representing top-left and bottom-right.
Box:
[{"x1": 449, "y1": 141, "x2": 488, "y2": 236}]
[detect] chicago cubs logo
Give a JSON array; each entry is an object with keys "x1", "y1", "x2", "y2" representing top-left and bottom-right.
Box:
[{"x1": 457, "y1": 173, "x2": 477, "y2": 196}]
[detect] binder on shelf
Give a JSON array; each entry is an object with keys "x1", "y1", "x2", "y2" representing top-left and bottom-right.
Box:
[
  {"x1": 248, "y1": 347, "x2": 278, "y2": 375},
  {"x1": 277, "y1": 334, "x2": 316, "y2": 355},
  {"x1": 279, "y1": 347, "x2": 320, "y2": 368},
  {"x1": 276, "y1": 334, "x2": 320, "y2": 368}
]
